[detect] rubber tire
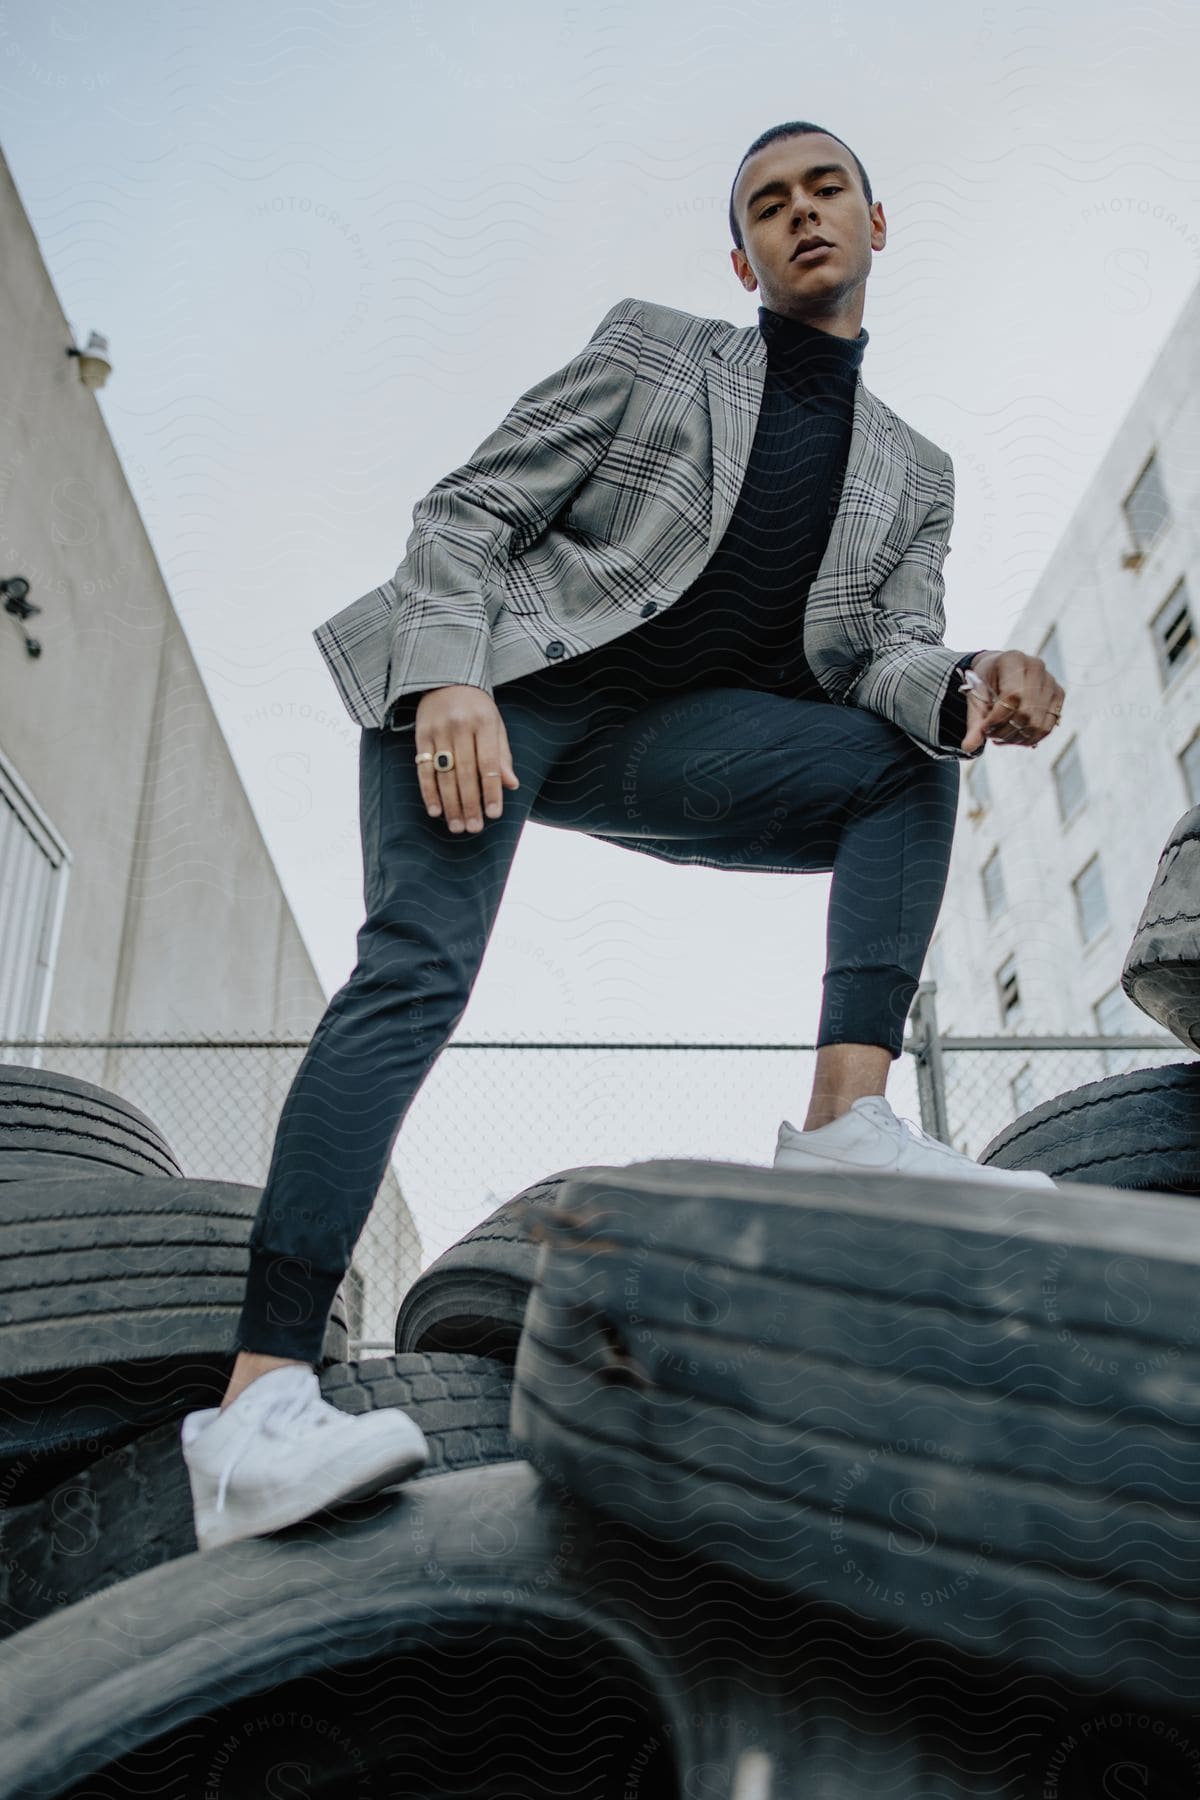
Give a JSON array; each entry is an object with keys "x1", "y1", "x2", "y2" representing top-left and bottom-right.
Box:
[
  {"x1": 1121, "y1": 804, "x2": 1200, "y2": 1052},
  {"x1": 0, "y1": 1462, "x2": 685, "y2": 1800},
  {"x1": 0, "y1": 1171, "x2": 348, "y2": 1379},
  {"x1": 0, "y1": 1067, "x2": 349, "y2": 1367},
  {"x1": 0, "y1": 1352, "x2": 520, "y2": 1639},
  {"x1": 0, "y1": 1065, "x2": 183, "y2": 1184},
  {"x1": 395, "y1": 1170, "x2": 605, "y2": 1363},
  {"x1": 978, "y1": 1059, "x2": 1200, "y2": 1192},
  {"x1": 0, "y1": 1173, "x2": 348, "y2": 1503},
  {"x1": 510, "y1": 1157, "x2": 1200, "y2": 1709},
  {"x1": 0, "y1": 1455, "x2": 1190, "y2": 1797}
]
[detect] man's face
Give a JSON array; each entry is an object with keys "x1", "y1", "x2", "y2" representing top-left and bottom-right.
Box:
[{"x1": 730, "y1": 132, "x2": 886, "y2": 317}]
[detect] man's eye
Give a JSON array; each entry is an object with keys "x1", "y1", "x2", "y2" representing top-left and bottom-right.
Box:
[{"x1": 759, "y1": 186, "x2": 841, "y2": 219}]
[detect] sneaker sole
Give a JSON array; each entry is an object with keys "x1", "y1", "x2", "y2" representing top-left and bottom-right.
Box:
[
  {"x1": 193, "y1": 1428, "x2": 429, "y2": 1553},
  {"x1": 774, "y1": 1147, "x2": 1056, "y2": 1187}
]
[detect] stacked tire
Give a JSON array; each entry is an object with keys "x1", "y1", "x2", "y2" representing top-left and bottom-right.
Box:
[
  {"x1": 978, "y1": 1058, "x2": 1200, "y2": 1192},
  {"x1": 394, "y1": 1170, "x2": 606, "y2": 1363},
  {"x1": 0, "y1": 1350, "x2": 521, "y2": 1640},
  {"x1": 2, "y1": 1051, "x2": 1200, "y2": 1792},
  {"x1": 1120, "y1": 802, "x2": 1200, "y2": 1053},
  {"x1": 0, "y1": 1065, "x2": 350, "y2": 1510},
  {"x1": 0, "y1": 1461, "x2": 688, "y2": 1800},
  {"x1": 509, "y1": 1157, "x2": 1200, "y2": 1717},
  {"x1": 973, "y1": 807, "x2": 1200, "y2": 1195},
  {"x1": 0, "y1": 1085, "x2": 687, "y2": 1799}
]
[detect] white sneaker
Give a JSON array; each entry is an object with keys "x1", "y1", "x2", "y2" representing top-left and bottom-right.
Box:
[
  {"x1": 773, "y1": 1094, "x2": 1057, "y2": 1189},
  {"x1": 180, "y1": 1363, "x2": 429, "y2": 1553}
]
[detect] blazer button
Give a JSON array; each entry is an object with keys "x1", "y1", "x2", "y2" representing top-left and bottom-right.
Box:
[
  {"x1": 544, "y1": 641, "x2": 565, "y2": 659},
  {"x1": 640, "y1": 602, "x2": 658, "y2": 618}
]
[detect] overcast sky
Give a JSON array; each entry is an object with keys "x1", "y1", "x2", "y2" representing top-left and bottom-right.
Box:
[{"x1": 2, "y1": 1, "x2": 1195, "y2": 1256}]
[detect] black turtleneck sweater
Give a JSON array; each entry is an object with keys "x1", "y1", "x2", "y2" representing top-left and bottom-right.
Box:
[{"x1": 512, "y1": 304, "x2": 976, "y2": 745}]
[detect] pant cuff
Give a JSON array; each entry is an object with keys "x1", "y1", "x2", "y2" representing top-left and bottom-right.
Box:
[
  {"x1": 818, "y1": 967, "x2": 919, "y2": 1060},
  {"x1": 233, "y1": 1247, "x2": 345, "y2": 1365}
]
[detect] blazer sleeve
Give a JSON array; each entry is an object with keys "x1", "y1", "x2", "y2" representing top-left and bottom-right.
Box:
[
  {"x1": 846, "y1": 456, "x2": 986, "y2": 762},
  {"x1": 383, "y1": 298, "x2": 645, "y2": 725}
]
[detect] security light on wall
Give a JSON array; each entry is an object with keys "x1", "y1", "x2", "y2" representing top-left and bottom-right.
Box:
[
  {"x1": 2, "y1": 576, "x2": 41, "y2": 658},
  {"x1": 65, "y1": 331, "x2": 112, "y2": 390}
]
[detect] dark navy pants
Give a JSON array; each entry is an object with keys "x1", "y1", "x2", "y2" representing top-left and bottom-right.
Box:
[{"x1": 234, "y1": 677, "x2": 960, "y2": 1362}]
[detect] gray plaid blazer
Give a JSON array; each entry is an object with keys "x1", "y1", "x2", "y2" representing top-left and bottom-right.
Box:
[{"x1": 313, "y1": 295, "x2": 981, "y2": 764}]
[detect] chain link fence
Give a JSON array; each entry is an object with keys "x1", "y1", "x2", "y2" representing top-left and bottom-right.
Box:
[
  {"x1": 0, "y1": 1036, "x2": 422, "y2": 1357},
  {"x1": 2, "y1": 996, "x2": 1192, "y2": 1357},
  {"x1": 906, "y1": 983, "x2": 1192, "y2": 1155}
]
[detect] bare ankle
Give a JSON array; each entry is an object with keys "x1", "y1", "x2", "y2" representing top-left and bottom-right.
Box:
[
  {"x1": 802, "y1": 1092, "x2": 883, "y2": 1132},
  {"x1": 803, "y1": 1045, "x2": 892, "y2": 1134},
  {"x1": 220, "y1": 1351, "x2": 310, "y2": 1411},
  {"x1": 802, "y1": 1104, "x2": 848, "y2": 1132}
]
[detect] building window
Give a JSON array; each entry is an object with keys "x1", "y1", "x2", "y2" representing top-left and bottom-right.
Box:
[
  {"x1": 1072, "y1": 854, "x2": 1109, "y2": 943},
  {"x1": 0, "y1": 752, "x2": 72, "y2": 1066},
  {"x1": 1152, "y1": 579, "x2": 1195, "y2": 686},
  {"x1": 981, "y1": 847, "x2": 1007, "y2": 920},
  {"x1": 1011, "y1": 1062, "x2": 1037, "y2": 1117},
  {"x1": 1039, "y1": 625, "x2": 1065, "y2": 687},
  {"x1": 996, "y1": 954, "x2": 1021, "y2": 1024},
  {"x1": 1122, "y1": 453, "x2": 1170, "y2": 554},
  {"x1": 965, "y1": 756, "x2": 991, "y2": 816},
  {"x1": 1182, "y1": 733, "x2": 1200, "y2": 806},
  {"x1": 1094, "y1": 983, "x2": 1141, "y2": 1076},
  {"x1": 1052, "y1": 737, "x2": 1086, "y2": 824}
]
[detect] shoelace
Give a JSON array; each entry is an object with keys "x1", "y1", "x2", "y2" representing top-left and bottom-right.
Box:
[
  {"x1": 855, "y1": 1098, "x2": 958, "y2": 1156},
  {"x1": 214, "y1": 1381, "x2": 328, "y2": 1515},
  {"x1": 893, "y1": 1110, "x2": 955, "y2": 1152}
]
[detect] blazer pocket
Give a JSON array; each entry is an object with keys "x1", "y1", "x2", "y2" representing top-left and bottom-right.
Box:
[
  {"x1": 562, "y1": 472, "x2": 622, "y2": 542},
  {"x1": 870, "y1": 495, "x2": 934, "y2": 583}
]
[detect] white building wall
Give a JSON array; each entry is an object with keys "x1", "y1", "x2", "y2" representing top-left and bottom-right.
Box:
[
  {"x1": 926, "y1": 279, "x2": 1200, "y2": 1152},
  {"x1": 0, "y1": 145, "x2": 419, "y2": 1346}
]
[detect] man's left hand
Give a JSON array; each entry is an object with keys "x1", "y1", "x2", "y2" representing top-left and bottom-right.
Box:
[{"x1": 961, "y1": 650, "x2": 1064, "y2": 753}]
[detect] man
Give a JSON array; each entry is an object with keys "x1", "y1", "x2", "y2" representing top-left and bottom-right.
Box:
[{"x1": 182, "y1": 120, "x2": 1065, "y2": 1550}]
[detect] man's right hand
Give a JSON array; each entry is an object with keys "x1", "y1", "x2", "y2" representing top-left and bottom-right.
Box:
[
  {"x1": 414, "y1": 686, "x2": 520, "y2": 834},
  {"x1": 960, "y1": 650, "x2": 1064, "y2": 753}
]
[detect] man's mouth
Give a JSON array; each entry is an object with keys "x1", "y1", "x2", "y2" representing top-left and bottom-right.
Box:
[{"x1": 792, "y1": 239, "x2": 833, "y2": 262}]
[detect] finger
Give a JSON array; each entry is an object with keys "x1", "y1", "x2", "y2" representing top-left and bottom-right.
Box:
[
  {"x1": 986, "y1": 705, "x2": 1043, "y2": 741},
  {"x1": 981, "y1": 691, "x2": 1023, "y2": 734},
  {"x1": 450, "y1": 725, "x2": 483, "y2": 832},
  {"x1": 497, "y1": 718, "x2": 521, "y2": 790},
  {"x1": 414, "y1": 743, "x2": 442, "y2": 817},
  {"x1": 1011, "y1": 701, "x2": 1060, "y2": 742},
  {"x1": 960, "y1": 690, "x2": 991, "y2": 752},
  {"x1": 478, "y1": 721, "x2": 508, "y2": 821},
  {"x1": 436, "y1": 756, "x2": 467, "y2": 831},
  {"x1": 982, "y1": 710, "x2": 1024, "y2": 743},
  {"x1": 992, "y1": 713, "x2": 1049, "y2": 746}
]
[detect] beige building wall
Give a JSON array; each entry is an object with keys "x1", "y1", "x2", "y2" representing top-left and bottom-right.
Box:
[{"x1": 0, "y1": 144, "x2": 419, "y2": 1348}]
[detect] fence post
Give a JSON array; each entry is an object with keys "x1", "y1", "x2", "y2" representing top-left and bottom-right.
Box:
[{"x1": 909, "y1": 981, "x2": 950, "y2": 1145}]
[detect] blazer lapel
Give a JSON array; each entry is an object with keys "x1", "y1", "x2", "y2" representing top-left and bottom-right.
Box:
[
  {"x1": 704, "y1": 341, "x2": 765, "y2": 555},
  {"x1": 704, "y1": 318, "x2": 904, "y2": 585}
]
